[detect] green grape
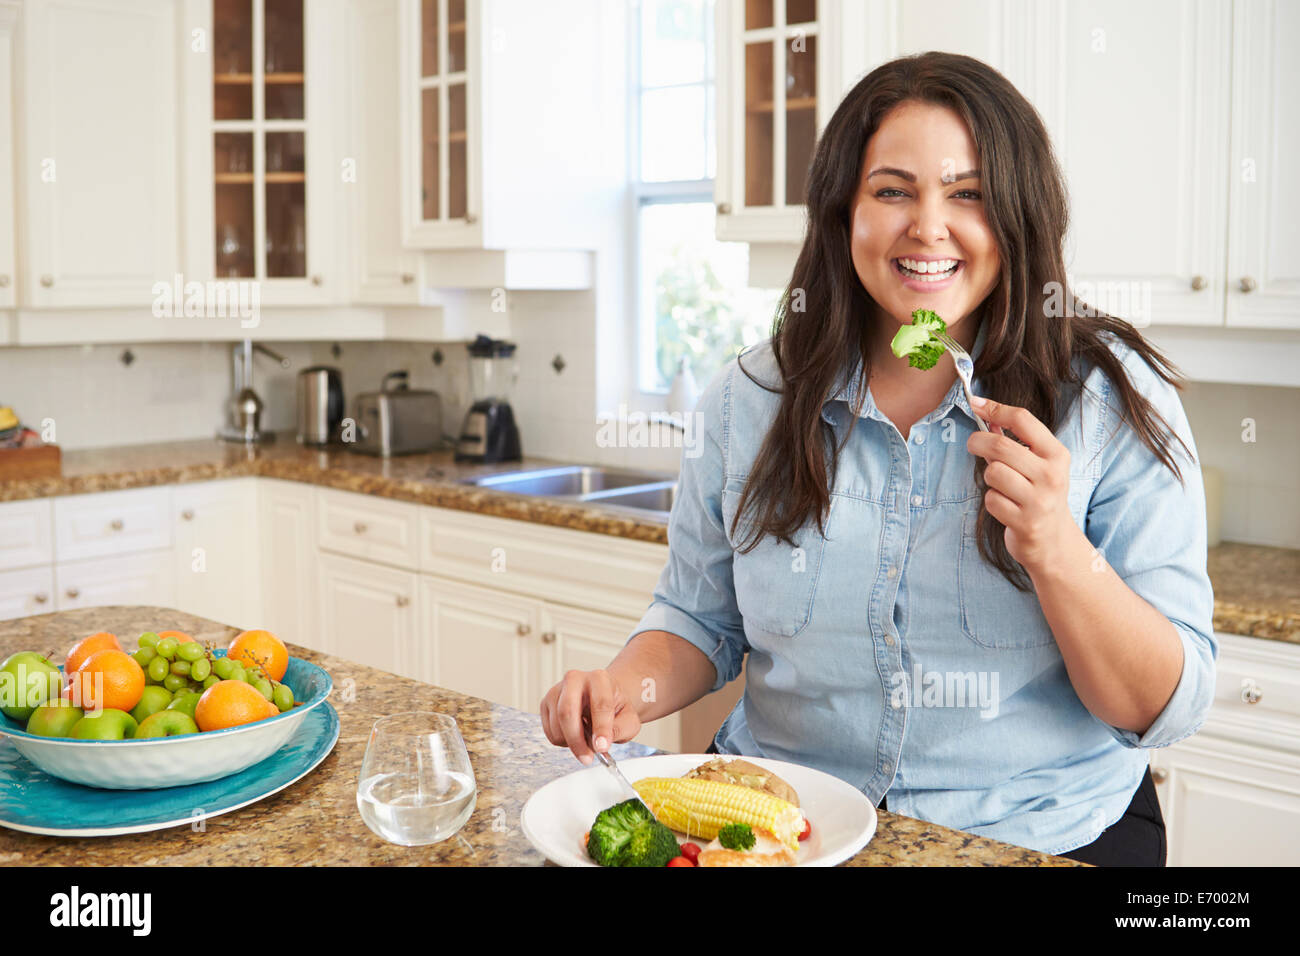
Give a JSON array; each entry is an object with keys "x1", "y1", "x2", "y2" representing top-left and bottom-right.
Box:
[
  {"x1": 177, "y1": 642, "x2": 205, "y2": 663},
  {"x1": 170, "y1": 660, "x2": 191, "y2": 677},
  {"x1": 138, "y1": 632, "x2": 160, "y2": 648},
  {"x1": 252, "y1": 678, "x2": 274, "y2": 701},
  {"x1": 132, "y1": 647, "x2": 157, "y2": 667},
  {"x1": 147, "y1": 656, "x2": 170, "y2": 682},
  {"x1": 212, "y1": 657, "x2": 234, "y2": 679},
  {"x1": 228, "y1": 663, "x2": 246, "y2": 683},
  {"x1": 272, "y1": 684, "x2": 294, "y2": 712},
  {"x1": 163, "y1": 673, "x2": 189, "y2": 692},
  {"x1": 203, "y1": 674, "x2": 220, "y2": 690},
  {"x1": 190, "y1": 658, "x2": 211, "y2": 681},
  {"x1": 155, "y1": 637, "x2": 178, "y2": 660}
]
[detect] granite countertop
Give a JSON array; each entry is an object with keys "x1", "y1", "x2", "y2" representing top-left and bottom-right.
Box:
[
  {"x1": 1, "y1": 438, "x2": 1296, "y2": 644},
  {"x1": 0, "y1": 607, "x2": 1081, "y2": 866}
]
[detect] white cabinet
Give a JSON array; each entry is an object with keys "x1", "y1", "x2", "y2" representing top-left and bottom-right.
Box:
[
  {"x1": 0, "y1": 566, "x2": 55, "y2": 619},
  {"x1": 18, "y1": 0, "x2": 179, "y2": 307},
  {"x1": 0, "y1": 498, "x2": 53, "y2": 572},
  {"x1": 317, "y1": 551, "x2": 418, "y2": 677},
  {"x1": 173, "y1": 479, "x2": 259, "y2": 630},
  {"x1": 258, "y1": 479, "x2": 317, "y2": 650},
  {"x1": 1225, "y1": 0, "x2": 1300, "y2": 328},
  {"x1": 0, "y1": 2, "x2": 17, "y2": 309},
  {"x1": 54, "y1": 550, "x2": 174, "y2": 612},
  {"x1": 316, "y1": 487, "x2": 420, "y2": 569},
  {"x1": 53, "y1": 487, "x2": 172, "y2": 563}
]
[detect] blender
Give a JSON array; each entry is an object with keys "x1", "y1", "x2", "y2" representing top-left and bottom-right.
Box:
[{"x1": 454, "y1": 335, "x2": 522, "y2": 463}]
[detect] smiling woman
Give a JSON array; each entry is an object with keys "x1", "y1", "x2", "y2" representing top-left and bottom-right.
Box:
[{"x1": 540, "y1": 51, "x2": 1217, "y2": 869}]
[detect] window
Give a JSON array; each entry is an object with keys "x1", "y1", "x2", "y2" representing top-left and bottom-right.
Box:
[{"x1": 631, "y1": 0, "x2": 781, "y2": 395}]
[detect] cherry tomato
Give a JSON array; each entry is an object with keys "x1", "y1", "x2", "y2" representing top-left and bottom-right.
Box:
[
  {"x1": 667, "y1": 855, "x2": 694, "y2": 867},
  {"x1": 680, "y1": 842, "x2": 701, "y2": 863},
  {"x1": 798, "y1": 818, "x2": 812, "y2": 842}
]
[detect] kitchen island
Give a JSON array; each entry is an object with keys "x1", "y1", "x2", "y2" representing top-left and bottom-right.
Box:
[{"x1": 0, "y1": 608, "x2": 1082, "y2": 866}]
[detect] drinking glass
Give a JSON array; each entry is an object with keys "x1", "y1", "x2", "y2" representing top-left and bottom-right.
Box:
[{"x1": 356, "y1": 712, "x2": 477, "y2": 846}]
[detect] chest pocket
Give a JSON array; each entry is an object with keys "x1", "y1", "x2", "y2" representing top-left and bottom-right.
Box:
[
  {"x1": 720, "y1": 482, "x2": 829, "y2": 638},
  {"x1": 957, "y1": 472, "x2": 1095, "y2": 649}
]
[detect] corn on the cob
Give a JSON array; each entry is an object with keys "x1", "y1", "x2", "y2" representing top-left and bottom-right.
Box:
[{"x1": 632, "y1": 777, "x2": 805, "y2": 851}]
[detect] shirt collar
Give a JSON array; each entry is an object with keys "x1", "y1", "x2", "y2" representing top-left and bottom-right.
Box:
[{"x1": 823, "y1": 317, "x2": 989, "y2": 426}]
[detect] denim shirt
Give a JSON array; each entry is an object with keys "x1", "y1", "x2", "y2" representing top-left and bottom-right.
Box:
[{"x1": 629, "y1": 320, "x2": 1217, "y2": 856}]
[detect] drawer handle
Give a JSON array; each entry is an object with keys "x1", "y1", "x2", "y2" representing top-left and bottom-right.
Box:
[
  {"x1": 40, "y1": 274, "x2": 54, "y2": 287},
  {"x1": 354, "y1": 521, "x2": 368, "y2": 534},
  {"x1": 1240, "y1": 678, "x2": 1263, "y2": 705},
  {"x1": 181, "y1": 509, "x2": 195, "y2": 521},
  {"x1": 540, "y1": 631, "x2": 556, "y2": 644},
  {"x1": 1239, "y1": 276, "x2": 1257, "y2": 293},
  {"x1": 110, "y1": 519, "x2": 124, "y2": 531},
  {"x1": 1189, "y1": 274, "x2": 1206, "y2": 291},
  {"x1": 65, "y1": 588, "x2": 80, "y2": 599},
  {"x1": 33, "y1": 593, "x2": 48, "y2": 605},
  {"x1": 516, "y1": 623, "x2": 531, "y2": 637},
  {"x1": 1150, "y1": 768, "x2": 1168, "y2": 784},
  {"x1": 395, "y1": 595, "x2": 410, "y2": 608}
]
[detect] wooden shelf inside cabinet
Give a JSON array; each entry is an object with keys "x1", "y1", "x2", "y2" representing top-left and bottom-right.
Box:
[
  {"x1": 213, "y1": 73, "x2": 305, "y2": 85},
  {"x1": 747, "y1": 97, "x2": 816, "y2": 113},
  {"x1": 214, "y1": 172, "x2": 306, "y2": 184}
]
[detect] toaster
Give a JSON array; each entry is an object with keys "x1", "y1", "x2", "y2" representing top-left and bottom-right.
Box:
[{"x1": 349, "y1": 371, "x2": 442, "y2": 457}]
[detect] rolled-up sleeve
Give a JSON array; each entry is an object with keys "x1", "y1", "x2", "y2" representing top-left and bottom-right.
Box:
[
  {"x1": 626, "y1": 363, "x2": 749, "y2": 692},
  {"x1": 1083, "y1": 342, "x2": 1218, "y2": 749}
]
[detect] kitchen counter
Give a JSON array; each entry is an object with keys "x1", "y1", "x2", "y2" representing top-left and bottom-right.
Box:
[
  {"x1": 1, "y1": 438, "x2": 1296, "y2": 644},
  {"x1": 0, "y1": 607, "x2": 1082, "y2": 866}
]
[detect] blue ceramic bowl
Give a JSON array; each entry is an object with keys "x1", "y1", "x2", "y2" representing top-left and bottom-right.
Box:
[{"x1": 0, "y1": 652, "x2": 332, "y2": 790}]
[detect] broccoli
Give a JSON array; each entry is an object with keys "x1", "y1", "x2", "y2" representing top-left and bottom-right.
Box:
[
  {"x1": 890, "y1": 308, "x2": 948, "y2": 370},
  {"x1": 717, "y1": 822, "x2": 756, "y2": 851},
  {"x1": 586, "y1": 799, "x2": 680, "y2": 867}
]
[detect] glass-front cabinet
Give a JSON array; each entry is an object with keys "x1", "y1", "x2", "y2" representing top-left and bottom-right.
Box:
[
  {"x1": 182, "y1": 0, "x2": 336, "y2": 305},
  {"x1": 715, "y1": 0, "x2": 838, "y2": 243}
]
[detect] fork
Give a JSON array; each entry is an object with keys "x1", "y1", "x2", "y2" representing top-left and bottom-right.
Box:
[{"x1": 932, "y1": 329, "x2": 990, "y2": 433}]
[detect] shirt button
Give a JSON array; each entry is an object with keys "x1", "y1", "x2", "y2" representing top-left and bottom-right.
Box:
[
  {"x1": 913, "y1": 432, "x2": 925, "y2": 444},
  {"x1": 882, "y1": 761, "x2": 893, "y2": 773},
  {"x1": 886, "y1": 565, "x2": 897, "y2": 579},
  {"x1": 911, "y1": 494, "x2": 922, "y2": 506},
  {"x1": 884, "y1": 632, "x2": 895, "y2": 646}
]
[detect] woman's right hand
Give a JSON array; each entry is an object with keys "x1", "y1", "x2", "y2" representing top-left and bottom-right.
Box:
[{"x1": 540, "y1": 669, "x2": 642, "y2": 765}]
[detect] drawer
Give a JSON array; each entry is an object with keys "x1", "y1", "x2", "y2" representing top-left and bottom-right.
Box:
[
  {"x1": 1197, "y1": 632, "x2": 1300, "y2": 755},
  {"x1": 0, "y1": 565, "x2": 56, "y2": 621},
  {"x1": 55, "y1": 550, "x2": 174, "y2": 612},
  {"x1": 316, "y1": 488, "x2": 419, "y2": 569},
  {"x1": 419, "y1": 507, "x2": 668, "y2": 619},
  {"x1": 53, "y1": 486, "x2": 172, "y2": 562},
  {"x1": 0, "y1": 498, "x2": 54, "y2": 571}
]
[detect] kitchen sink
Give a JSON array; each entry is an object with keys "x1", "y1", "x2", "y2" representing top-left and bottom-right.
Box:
[{"x1": 459, "y1": 465, "x2": 678, "y2": 517}]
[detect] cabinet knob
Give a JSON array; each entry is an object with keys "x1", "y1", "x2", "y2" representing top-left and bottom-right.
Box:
[
  {"x1": 0, "y1": 274, "x2": 9, "y2": 288},
  {"x1": 464, "y1": 213, "x2": 478, "y2": 225},
  {"x1": 540, "y1": 630, "x2": 556, "y2": 644},
  {"x1": 181, "y1": 509, "x2": 195, "y2": 521},
  {"x1": 1241, "y1": 678, "x2": 1263, "y2": 704},
  {"x1": 395, "y1": 595, "x2": 410, "y2": 608},
  {"x1": 716, "y1": 202, "x2": 731, "y2": 215},
  {"x1": 40, "y1": 274, "x2": 54, "y2": 287},
  {"x1": 65, "y1": 588, "x2": 80, "y2": 599},
  {"x1": 400, "y1": 272, "x2": 415, "y2": 284},
  {"x1": 110, "y1": 519, "x2": 124, "y2": 531},
  {"x1": 33, "y1": 593, "x2": 48, "y2": 605},
  {"x1": 1190, "y1": 275, "x2": 1206, "y2": 291},
  {"x1": 1239, "y1": 276, "x2": 1257, "y2": 293},
  {"x1": 516, "y1": 622, "x2": 531, "y2": 637},
  {"x1": 311, "y1": 275, "x2": 324, "y2": 286},
  {"x1": 353, "y1": 521, "x2": 367, "y2": 534},
  {"x1": 1150, "y1": 767, "x2": 1168, "y2": 784}
]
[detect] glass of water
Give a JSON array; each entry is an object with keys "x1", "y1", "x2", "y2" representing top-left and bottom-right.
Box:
[{"x1": 356, "y1": 712, "x2": 477, "y2": 847}]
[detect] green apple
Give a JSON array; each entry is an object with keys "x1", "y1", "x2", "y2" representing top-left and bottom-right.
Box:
[
  {"x1": 0, "y1": 651, "x2": 63, "y2": 721},
  {"x1": 70, "y1": 708, "x2": 138, "y2": 740},
  {"x1": 129, "y1": 685, "x2": 173, "y2": 723},
  {"x1": 165, "y1": 691, "x2": 201, "y2": 721},
  {"x1": 25, "y1": 699, "x2": 85, "y2": 738},
  {"x1": 135, "y1": 710, "x2": 199, "y2": 738}
]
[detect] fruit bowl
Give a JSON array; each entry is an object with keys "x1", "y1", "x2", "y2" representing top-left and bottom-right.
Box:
[{"x1": 0, "y1": 652, "x2": 332, "y2": 790}]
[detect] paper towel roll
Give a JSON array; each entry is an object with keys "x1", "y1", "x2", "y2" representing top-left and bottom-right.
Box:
[{"x1": 1202, "y1": 465, "x2": 1222, "y2": 548}]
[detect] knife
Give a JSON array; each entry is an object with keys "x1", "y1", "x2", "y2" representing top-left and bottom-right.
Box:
[{"x1": 582, "y1": 715, "x2": 651, "y2": 812}]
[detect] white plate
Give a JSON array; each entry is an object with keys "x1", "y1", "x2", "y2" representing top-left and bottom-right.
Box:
[{"x1": 520, "y1": 753, "x2": 877, "y2": 867}]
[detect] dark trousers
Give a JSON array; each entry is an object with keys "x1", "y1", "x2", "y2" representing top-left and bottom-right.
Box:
[{"x1": 705, "y1": 740, "x2": 1166, "y2": 866}]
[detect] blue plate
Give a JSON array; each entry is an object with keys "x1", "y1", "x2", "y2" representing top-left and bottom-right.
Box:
[{"x1": 0, "y1": 701, "x2": 339, "y2": 836}]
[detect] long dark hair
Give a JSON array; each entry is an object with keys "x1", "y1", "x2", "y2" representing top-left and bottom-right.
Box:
[{"x1": 731, "y1": 51, "x2": 1193, "y2": 592}]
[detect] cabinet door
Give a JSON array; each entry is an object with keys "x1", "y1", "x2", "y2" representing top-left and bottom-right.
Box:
[
  {"x1": 21, "y1": 0, "x2": 179, "y2": 307},
  {"x1": 418, "y1": 575, "x2": 541, "y2": 711},
  {"x1": 258, "y1": 479, "x2": 316, "y2": 649},
  {"x1": 173, "y1": 480, "x2": 258, "y2": 629},
  {"x1": 0, "y1": 498, "x2": 53, "y2": 572},
  {"x1": 0, "y1": 566, "x2": 55, "y2": 622},
  {"x1": 542, "y1": 603, "x2": 681, "y2": 754},
  {"x1": 0, "y1": 4, "x2": 16, "y2": 308},
  {"x1": 55, "y1": 551, "x2": 174, "y2": 612},
  {"x1": 1225, "y1": 0, "x2": 1300, "y2": 329},
  {"x1": 349, "y1": 0, "x2": 421, "y2": 302},
  {"x1": 316, "y1": 552, "x2": 418, "y2": 677}
]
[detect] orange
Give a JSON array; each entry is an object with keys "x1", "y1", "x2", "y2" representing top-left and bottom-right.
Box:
[
  {"x1": 64, "y1": 632, "x2": 122, "y2": 676},
  {"x1": 157, "y1": 630, "x2": 196, "y2": 644},
  {"x1": 65, "y1": 649, "x2": 145, "y2": 713},
  {"x1": 227, "y1": 630, "x2": 289, "y2": 682},
  {"x1": 195, "y1": 679, "x2": 279, "y2": 732}
]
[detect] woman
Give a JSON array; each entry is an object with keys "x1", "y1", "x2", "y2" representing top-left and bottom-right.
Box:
[{"x1": 539, "y1": 52, "x2": 1215, "y2": 866}]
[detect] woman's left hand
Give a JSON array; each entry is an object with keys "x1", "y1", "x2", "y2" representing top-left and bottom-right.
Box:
[{"x1": 966, "y1": 396, "x2": 1080, "y2": 576}]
